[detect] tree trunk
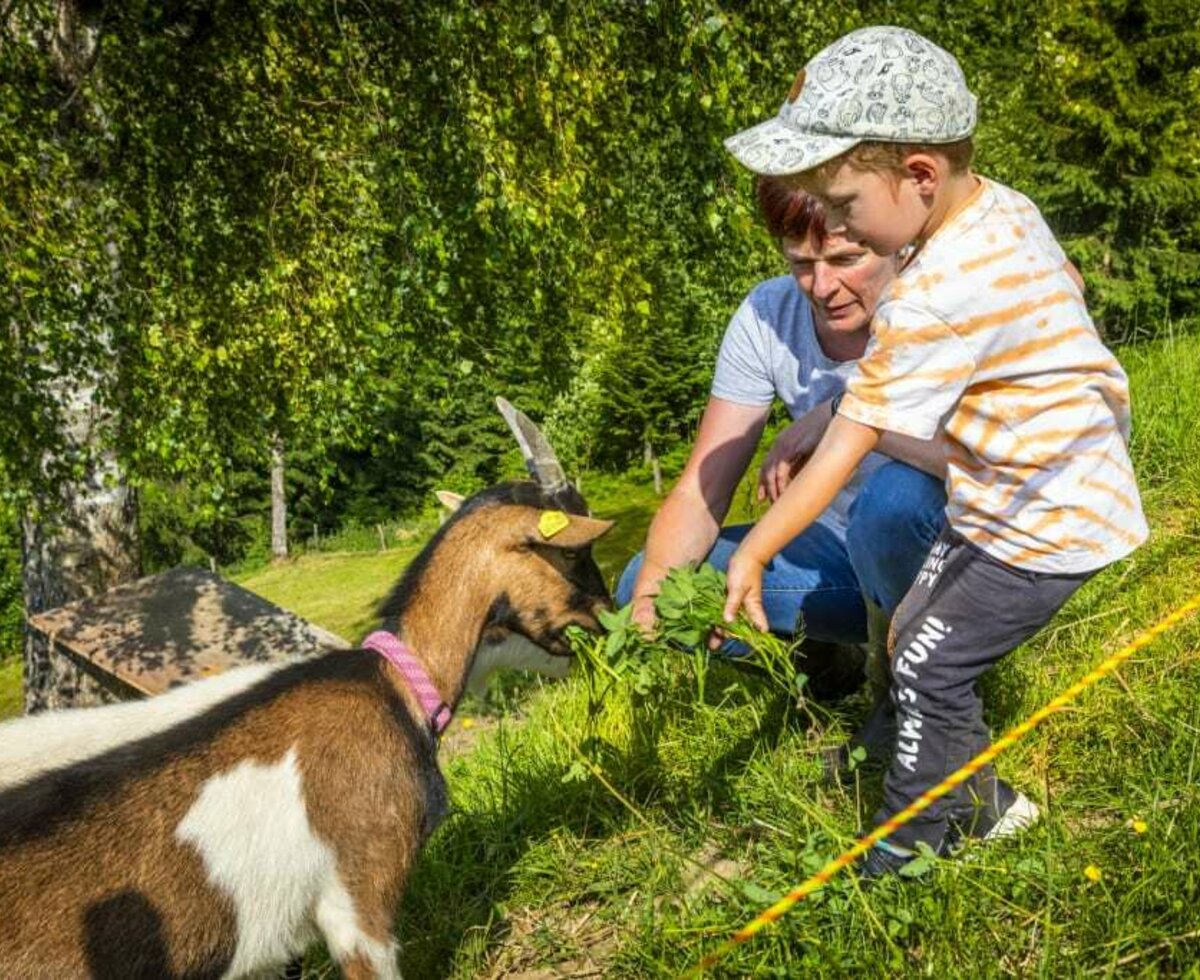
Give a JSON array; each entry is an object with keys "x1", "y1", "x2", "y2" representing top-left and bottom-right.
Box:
[
  {"x1": 270, "y1": 433, "x2": 288, "y2": 562},
  {"x1": 20, "y1": 0, "x2": 142, "y2": 714},
  {"x1": 22, "y1": 430, "x2": 140, "y2": 713},
  {"x1": 645, "y1": 437, "x2": 663, "y2": 496}
]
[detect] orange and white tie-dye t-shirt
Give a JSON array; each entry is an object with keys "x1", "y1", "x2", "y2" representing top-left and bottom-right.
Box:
[{"x1": 840, "y1": 177, "x2": 1148, "y2": 573}]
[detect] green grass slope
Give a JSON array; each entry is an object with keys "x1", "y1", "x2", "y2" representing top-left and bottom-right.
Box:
[
  {"x1": 0, "y1": 657, "x2": 22, "y2": 720},
  {"x1": 384, "y1": 333, "x2": 1200, "y2": 977},
  {"x1": 2, "y1": 332, "x2": 1197, "y2": 977},
  {"x1": 235, "y1": 546, "x2": 423, "y2": 645},
  {"x1": 248, "y1": 331, "x2": 1200, "y2": 977}
]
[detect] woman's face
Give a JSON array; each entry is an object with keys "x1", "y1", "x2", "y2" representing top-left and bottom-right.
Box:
[{"x1": 782, "y1": 231, "x2": 897, "y2": 335}]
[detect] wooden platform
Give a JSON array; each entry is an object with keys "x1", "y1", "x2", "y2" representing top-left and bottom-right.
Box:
[{"x1": 27, "y1": 566, "x2": 349, "y2": 700}]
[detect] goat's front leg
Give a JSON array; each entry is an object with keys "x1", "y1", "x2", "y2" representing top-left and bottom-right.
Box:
[{"x1": 314, "y1": 879, "x2": 402, "y2": 980}]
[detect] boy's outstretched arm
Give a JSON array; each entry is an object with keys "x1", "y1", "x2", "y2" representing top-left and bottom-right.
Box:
[{"x1": 723, "y1": 415, "x2": 882, "y2": 631}]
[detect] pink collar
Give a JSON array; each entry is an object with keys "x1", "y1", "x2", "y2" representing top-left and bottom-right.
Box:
[{"x1": 362, "y1": 631, "x2": 452, "y2": 736}]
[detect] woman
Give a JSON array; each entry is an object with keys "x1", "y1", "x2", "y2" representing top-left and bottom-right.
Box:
[{"x1": 616, "y1": 179, "x2": 946, "y2": 695}]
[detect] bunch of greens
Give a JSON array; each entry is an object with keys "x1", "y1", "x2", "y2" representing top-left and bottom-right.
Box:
[{"x1": 572, "y1": 563, "x2": 806, "y2": 707}]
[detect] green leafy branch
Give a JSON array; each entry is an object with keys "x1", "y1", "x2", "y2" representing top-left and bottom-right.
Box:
[{"x1": 571, "y1": 563, "x2": 807, "y2": 710}]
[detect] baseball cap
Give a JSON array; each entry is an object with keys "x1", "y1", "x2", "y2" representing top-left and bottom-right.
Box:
[{"x1": 724, "y1": 26, "x2": 978, "y2": 176}]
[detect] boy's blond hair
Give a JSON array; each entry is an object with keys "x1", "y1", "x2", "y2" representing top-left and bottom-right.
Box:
[{"x1": 799, "y1": 138, "x2": 975, "y2": 189}]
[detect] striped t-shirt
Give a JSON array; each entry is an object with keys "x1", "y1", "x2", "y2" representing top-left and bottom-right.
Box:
[{"x1": 840, "y1": 177, "x2": 1148, "y2": 573}]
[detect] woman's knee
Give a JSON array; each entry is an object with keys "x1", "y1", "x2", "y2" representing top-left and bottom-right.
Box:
[
  {"x1": 614, "y1": 552, "x2": 644, "y2": 607},
  {"x1": 849, "y1": 463, "x2": 944, "y2": 549},
  {"x1": 846, "y1": 463, "x2": 946, "y2": 615}
]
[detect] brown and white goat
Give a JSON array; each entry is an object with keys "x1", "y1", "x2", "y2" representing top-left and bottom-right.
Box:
[{"x1": 0, "y1": 480, "x2": 612, "y2": 979}]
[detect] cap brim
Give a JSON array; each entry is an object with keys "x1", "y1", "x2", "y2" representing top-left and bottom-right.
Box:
[{"x1": 723, "y1": 118, "x2": 861, "y2": 177}]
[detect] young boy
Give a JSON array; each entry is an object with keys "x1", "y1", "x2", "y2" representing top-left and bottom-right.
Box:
[{"x1": 721, "y1": 26, "x2": 1148, "y2": 876}]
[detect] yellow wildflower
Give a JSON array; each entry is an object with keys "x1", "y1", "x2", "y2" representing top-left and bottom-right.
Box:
[
  {"x1": 1083, "y1": 865, "x2": 1102, "y2": 883},
  {"x1": 1130, "y1": 818, "x2": 1148, "y2": 835}
]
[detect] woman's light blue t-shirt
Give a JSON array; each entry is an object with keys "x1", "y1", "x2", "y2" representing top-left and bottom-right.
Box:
[{"x1": 710, "y1": 275, "x2": 887, "y2": 540}]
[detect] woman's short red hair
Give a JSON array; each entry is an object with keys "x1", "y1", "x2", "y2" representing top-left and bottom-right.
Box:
[{"x1": 755, "y1": 176, "x2": 829, "y2": 245}]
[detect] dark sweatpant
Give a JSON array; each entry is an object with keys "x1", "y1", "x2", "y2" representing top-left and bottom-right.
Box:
[{"x1": 876, "y1": 529, "x2": 1093, "y2": 851}]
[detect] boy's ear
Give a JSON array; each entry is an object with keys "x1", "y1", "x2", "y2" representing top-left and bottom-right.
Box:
[
  {"x1": 527, "y1": 509, "x2": 614, "y2": 549},
  {"x1": 904, "y1": 152, "x2": 943, "y2": 194}
]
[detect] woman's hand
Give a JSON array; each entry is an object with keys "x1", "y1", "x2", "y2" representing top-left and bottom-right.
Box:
[
  {"x1": 722, "y1": 550, "x2": 769, "y2": 634},
  {"x1": 757, "y1": 403, "x2": 832, "y2": 502},
  {"x1": 630, "y1": 594, "x2": 658, "y2": 634}
]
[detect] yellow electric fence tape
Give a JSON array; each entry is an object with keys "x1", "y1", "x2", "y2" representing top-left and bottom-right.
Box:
[{"x1": 688, "y1": 591, "x2": 1200, "y2": 976}]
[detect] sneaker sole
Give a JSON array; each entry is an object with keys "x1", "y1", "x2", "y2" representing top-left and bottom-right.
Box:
[{"x1": 983, "y1": 791, "x2": 1040, "y2": 842}]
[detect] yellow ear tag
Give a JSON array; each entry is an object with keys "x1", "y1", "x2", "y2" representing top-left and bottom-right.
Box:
[{"x1": 538, "y1": 509, "x2": 571, "y2": 540}]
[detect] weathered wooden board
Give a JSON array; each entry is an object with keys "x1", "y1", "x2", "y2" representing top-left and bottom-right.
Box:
[{"x1": 27, "y1": 566, "x2": 349, "y2": 704}]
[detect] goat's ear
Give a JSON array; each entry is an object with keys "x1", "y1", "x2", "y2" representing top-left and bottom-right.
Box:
[
  {"x1": 435, "y1": 490, "x2": 465, "y2": 513},
  {"x1": 529, "y1": 510, "x2": 614, "y2": 549}
]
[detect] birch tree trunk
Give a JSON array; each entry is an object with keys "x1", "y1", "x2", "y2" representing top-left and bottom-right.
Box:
[
  {"x1": 271, "y1": 433, "x2": 288, "y2": 561},
  {"x1": 20, "y1": 0, "x2": 142, "y2": 713},
  {"x1": 21, "y1": 441, "x2": 140, "y2": 712}
]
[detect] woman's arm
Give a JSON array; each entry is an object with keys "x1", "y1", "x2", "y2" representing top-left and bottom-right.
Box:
[
  {"x1": 877, "y1": 429, "x2": 947, "y2": 478},
  {"x1": 628, "y1": 397, "x2": 769, "y2": 628},
  {"x1": 759, "y1": 400, "x2": 946, "y2": 501},
  {"x1": 725, "y1": 415, "x2": 881, "y2": 630}
]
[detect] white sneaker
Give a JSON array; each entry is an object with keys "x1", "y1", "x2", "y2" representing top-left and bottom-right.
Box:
[{"x1": 982, "y1": 790, "x2": 1040, "y2": 841}]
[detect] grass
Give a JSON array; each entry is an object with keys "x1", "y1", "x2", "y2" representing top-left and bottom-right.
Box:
[
  {"x1": 252, "y1": 329, "x2": 1200, "y2": 977},
  {"x1": 232, "y1": 545, "x2": 424, "y2": 645},
  {"x1": 0, "y1": 657, "x2": 22, "y2": 719},
  {"x1": 390, "y1": 332, "x2": 1200, "y2": 977},
  {"x1": 389, "y1": 545, "x2": 1200, "y2": 976},
  {"x1": 3, "y1": 332, "x2": 1199, "y2": 976}
]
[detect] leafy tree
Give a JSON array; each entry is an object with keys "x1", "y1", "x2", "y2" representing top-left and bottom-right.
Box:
[
  {"x1": 2, "y1": 0, "x2": 1198, "y2": 593},
  {"x1": 1022, "y1": 0, "x2": 1200, "y2": 336},
  {"x1": 1, "y1": 0, "x2": 141, "y2": 710}
]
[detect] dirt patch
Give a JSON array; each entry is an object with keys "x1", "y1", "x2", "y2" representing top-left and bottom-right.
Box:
[
  {"x1": 480, "y1": 901, "x2": 619, "y2": 979},
  {"x1": 675, "y1": 839, "x2": 746, "y2": 905}
]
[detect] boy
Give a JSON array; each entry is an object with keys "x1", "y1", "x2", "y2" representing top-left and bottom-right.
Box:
[{"x1": 721, "y1": 26, "x2": 1148, "y2": 877}]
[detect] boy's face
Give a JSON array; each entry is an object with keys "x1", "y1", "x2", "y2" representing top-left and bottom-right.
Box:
[{"x1": 812, "y1": 163, "x2": 928, "y2": 256}]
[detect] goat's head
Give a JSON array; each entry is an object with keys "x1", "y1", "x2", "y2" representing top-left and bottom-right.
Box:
[
  {"x1": 383, "y1": 400, "x2": 614, "y2": 695},
  {"x1": 478, "y1": 397, "x2": 615, "y2": 657},
  {"x1": 437, "y1": 480, "x2": 613, "y2": 659},
  {"x1": 379, "y1": 480, "x2": 613, "y2": 693}
]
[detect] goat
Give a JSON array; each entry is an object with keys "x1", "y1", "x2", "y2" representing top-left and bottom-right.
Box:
[{"x1": 0, "y1": 408, "x2": 612, "y2": 979}]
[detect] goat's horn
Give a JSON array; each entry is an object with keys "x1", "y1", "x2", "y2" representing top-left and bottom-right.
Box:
[{"x1": 495, "y1": 397, "x2": 568, "y2": 492}]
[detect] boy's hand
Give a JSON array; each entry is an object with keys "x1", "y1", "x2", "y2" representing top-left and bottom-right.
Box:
[{"x1": 722, "y1": 551, "x2": 768, "y2": 633}]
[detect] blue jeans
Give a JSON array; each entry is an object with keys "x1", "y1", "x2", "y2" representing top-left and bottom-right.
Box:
[{"x1": 615, "y1": 461, "x2": 947, "y2": 644}]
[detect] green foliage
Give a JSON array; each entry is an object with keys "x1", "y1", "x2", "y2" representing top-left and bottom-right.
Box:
[
  {"x1": 0, "y1": 505, "x2": 23, "y2": 661},
  {"x1": 392, "y1": 333, "x2": 1200, "y2": 978},
  {"x1": 138, "y1": 473, "x2": 269, "y2": 571},
  {"x1": 0, "y1": 6, "x2": 119, "y2": 505},
  {"x1": 563, "y1": 563, "x2": 811, "y2": 796},
  {"x1": 1014, "y1": 0, "x2": 1200, "y2": 338},
  {"x1": 573, "y1": 563, "x2": 802, "y2": 705},
  {"x1": 102, "y1": 2, "x2": 396, "y2": 492},
  {"x1": 3, "y1": 0, "x2": 1199, "y2": 564}
]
